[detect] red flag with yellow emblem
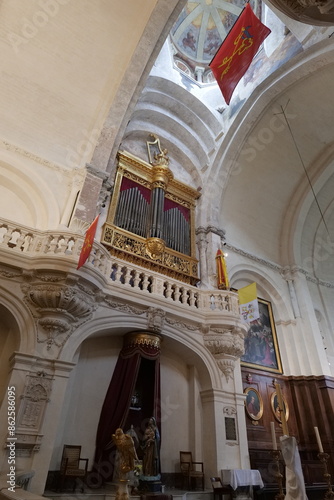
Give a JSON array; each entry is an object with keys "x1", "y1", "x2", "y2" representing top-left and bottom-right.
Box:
[
  {"x1": 77, "y1": 215, "x2": 99, "y2": 270},
  {"x1": 209, "y1": 2, "x2": 270, "y2": 105}
]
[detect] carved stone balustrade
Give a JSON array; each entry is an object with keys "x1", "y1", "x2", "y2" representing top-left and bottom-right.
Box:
[{"x1": 0, "y1": 217, "x2": 246, "y2": 375}]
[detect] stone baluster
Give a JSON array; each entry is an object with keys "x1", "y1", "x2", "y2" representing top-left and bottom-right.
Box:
[
  {"x1": 115, "y1": 264, "x2": 122, "y2": 283},
  {"x1": 181, "y1": 288, "x2": 188, "y2": 304},
  {"x1": 133, "y1": 270, "x2": 140, "y2": 288},
  {"x1": 3, "y1": 226, "x2": 13, "y2": 246},
  {"x1": 142, "y1": 273, "x2": 150, "y2": 291},
  {"x1": 189, "y1": 290, "x2": 196, "y2": 307},
  {"x1": 173, "y1": 285, "x2": 180, "y2": 302},
  {"x1": 165, "y1": 282, "x2": 172, "y2": 299}
]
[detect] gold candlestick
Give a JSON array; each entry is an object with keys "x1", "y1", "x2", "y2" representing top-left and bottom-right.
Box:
[
  {"x1": 271, "y1": 449, "x2": 285, "y2": 500},
  {"x1": 318, "y1": 452, "x2": 334, "y2": 499}
]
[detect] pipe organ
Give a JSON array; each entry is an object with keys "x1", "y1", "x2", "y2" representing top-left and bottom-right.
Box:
[{"x1": 102, "y1": 140, "x2": 200, "y2": 284}]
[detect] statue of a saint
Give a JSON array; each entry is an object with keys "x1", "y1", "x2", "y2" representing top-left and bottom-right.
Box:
[
  {"x1": 112, "y1": 428, "x2": 138, "y2": 480},
  {"x1": 142, "y1": 417, "x2": 160, "y2": 477}
]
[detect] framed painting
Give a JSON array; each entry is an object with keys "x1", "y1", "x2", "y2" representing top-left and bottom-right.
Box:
[
  {"x1": 244, "y1": 387, "x2": 263, "y2": 421},
  {"x1": 241, "y1": 298, "x2": 282, "y2": 373},
  {"x1": 270, "y1": 391, "x2": 289, "y2": 423}
]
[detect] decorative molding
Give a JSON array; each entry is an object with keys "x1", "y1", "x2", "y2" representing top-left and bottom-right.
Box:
[
  {"x1": 103, "y1": 297, "x2": 147, "y2": 316},
  {"x1": 275, "y1": 319, "x2": 297, "y2": 327},
  {"x1": 196, "y1": 225, "x2": 226, "y2": 240},
  {"x1": 147, "y1": 307, "x2": 166, "y2": 333},
  {"x1": 291, "y1": 266, "x2": 334, "y2": 288},
  {"x1": 15, "y1": 372, "x2": 53, "y2": 455},
  {"x1": 0, "y1": 139, "x2": 82, "y2": 176},
  {"x1": 165, "y1": 316, "x2": 201, "y2": 332},
  {"x1": 227, "y1": 243, "x2": 282, "y2": 272},
  {"x1": 223, "y1": 405, "x2": 237, "y2": 416},
  {"x1": 0, "y1": 265, "x2": 22, "y2": 279},
  {"x1": 21, "y1": 282, "x2": 94, "y2": 350},
  {"x1": 228, "y1": 246, "x2": 334, "y2": 288},
  {"x1": 204, "y1": 327, "x2": 245, "y2": 382},
  {"x1": 69, "y1": 217, "x2": 91, "y2": 234}
]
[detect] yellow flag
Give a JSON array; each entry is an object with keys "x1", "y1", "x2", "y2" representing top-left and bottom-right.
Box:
[{"x1": 238, "y1": 283, "x2": 260, "y2": 323}]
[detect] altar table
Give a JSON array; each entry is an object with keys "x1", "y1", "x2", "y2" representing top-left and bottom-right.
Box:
[{"x1": 221, "y1": 469, "x2": 264, "y2": 499}]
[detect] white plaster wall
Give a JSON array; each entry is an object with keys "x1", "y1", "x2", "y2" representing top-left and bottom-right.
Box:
[
  {"x1": 50, "y1": 335, "x2": 123, "y2": 470},
  {"x1": 0, "y1": 0, "x2": 157, "y2": 168},
  {"x1": 160, "y1": 350, "x2": 192, "y2": 473}
]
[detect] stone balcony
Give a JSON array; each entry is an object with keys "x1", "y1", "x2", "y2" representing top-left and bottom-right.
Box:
[{"x1": 0, "y1": 218, "x2": 246, "y2": 379}]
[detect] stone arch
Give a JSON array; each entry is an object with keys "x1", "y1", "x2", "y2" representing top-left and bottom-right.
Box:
[
  {"x1": 0, "y1": 285, "x2": 36, "y2": 355},
  {"x1": 280, "y1": 149, "x2": 334, "y2": 274},
  {"x1": 0, "y1": 304, "x2": 21, "y2": 403},
  {"x1": 50, "y1": 316, "x2": 222, "y2": 477},
  {"x1": 229, "y1": 263, "x2": 293, "y2": 321},
  {"x1": 59, "y1": 310, "x2": 222, "y2": 391},
  {"x1": 0, "y1": 152, "x2": 60, "y2": 229}
]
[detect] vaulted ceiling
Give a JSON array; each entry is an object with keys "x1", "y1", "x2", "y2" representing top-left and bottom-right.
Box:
[{"x1": 120, "y1": 2, "x2": 334, "y2": 284}]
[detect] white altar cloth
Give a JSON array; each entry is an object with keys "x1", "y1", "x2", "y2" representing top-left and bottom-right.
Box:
[{"x1": 221, "y1": 469, "x2": 264, "y2": 490}]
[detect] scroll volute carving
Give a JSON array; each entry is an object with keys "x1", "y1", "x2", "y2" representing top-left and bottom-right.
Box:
[
  {"x1": 22, "y1": 282, "x2": 93, "y2": 350},
  {"x1": 204, "y1": 326, "x2": 246, "y2": 382}
]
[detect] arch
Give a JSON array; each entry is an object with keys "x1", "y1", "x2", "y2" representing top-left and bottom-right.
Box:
[
  {"x1": 0, "y1": 152, "x2": 60, "y2": 229},
  {"x1": 0, "y1": 304, "x2": 20, "y2": 403},
  {"x1": 229, "y1": 263, "x2": 293, "y2": 322},
  {"x1": 198, "y1": 41, "x2": 334, "y2": 230},
  {"x1": 0, "y1": 285, "x2": 36, "y2": 354},
  {"x1": 59, "y1": 311, "x2": 222, "y2": 391}
]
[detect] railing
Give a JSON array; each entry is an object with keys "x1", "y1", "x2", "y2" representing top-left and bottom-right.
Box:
[{"x1": 0, "y1": 219, "x2": 239, "y2": 315}]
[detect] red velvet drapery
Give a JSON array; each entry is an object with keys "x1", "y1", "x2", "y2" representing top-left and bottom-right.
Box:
[{"x1": 92, "y1": 336, "x2": 161, "y2": 485}]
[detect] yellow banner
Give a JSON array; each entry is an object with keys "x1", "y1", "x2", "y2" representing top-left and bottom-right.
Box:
[{"x1": 238, "y1": 282, "x2": 257, "y2": 305}]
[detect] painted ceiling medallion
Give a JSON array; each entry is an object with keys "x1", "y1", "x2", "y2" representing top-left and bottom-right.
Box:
[{"x1": 171, "y1": 0, "x2": 259, "y2": 65}]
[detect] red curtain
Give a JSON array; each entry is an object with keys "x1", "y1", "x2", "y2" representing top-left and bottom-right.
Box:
[{"x1": 92, "y1": 340, "x2": 161, "y2": 486}]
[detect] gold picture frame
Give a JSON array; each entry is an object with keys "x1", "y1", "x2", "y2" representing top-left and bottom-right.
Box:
[
  {"x1": 241, "y1": 298, "x2": 283, "y2": 373},
  {"x1": 244, "y1": 387, "x2": 263, "y2": 421},
  {"x1": 270, "y1": 391, "x2": 289, "y2": 423}
]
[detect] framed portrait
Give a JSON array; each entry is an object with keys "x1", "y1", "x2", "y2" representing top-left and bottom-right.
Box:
[
  {"x1": 244, "y1": 387, "x2": 263, "y2": 421},
  {"x1": 241, "y1": 298, "x2": 283, "y2": 373},
  {"x1": 270, "y1": 391, "x2": 289, "y2": 423}
]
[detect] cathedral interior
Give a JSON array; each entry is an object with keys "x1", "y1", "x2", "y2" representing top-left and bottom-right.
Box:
[{"x1": 0, "y1": 1, "x2": 334, "y2": 499}]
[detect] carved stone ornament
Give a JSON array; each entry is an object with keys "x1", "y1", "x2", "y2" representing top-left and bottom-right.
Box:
[
  {"x1": 204, "y1": 327, "x2": 245, "y2": 382},
  {"x1": 16, "y1": 372, "x2": 53, "y2": 455},
  {"x1": 145, "y1": 237, "x2": 166, "y2": 260},
  {"x1": 147, "y1": 307, "x2": 166, "y2": 333},
  {"x1": 266, "y1": 0, "x2": 334, "y2": 26},
  {"x1": 223, "y1": 405, "x2": 237, "y2": 417},
  {"x1": 22, "y1": 283, "x2": 94, "y2": 350}
]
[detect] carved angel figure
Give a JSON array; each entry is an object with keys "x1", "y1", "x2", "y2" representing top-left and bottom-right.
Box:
[{"x1": 112, "y1": 428, "x2": 138, "y2": 479}]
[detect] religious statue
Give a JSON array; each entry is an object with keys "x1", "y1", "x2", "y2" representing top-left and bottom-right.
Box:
[
  {"x1": 142, "y1": 417, "x2": 160, "y2": 477},
  {"x1": 153, "y1": 148, "x2": 169, "y2": 166},
  {"x1": 112, "y1": 428, "x2": 138, "y2": 480}
]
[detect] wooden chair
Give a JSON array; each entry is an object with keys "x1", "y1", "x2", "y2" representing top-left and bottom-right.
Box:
[
  {"x1": 210, "y1": 477, "x2": 234, "y2": 500},
  {"x1": 59, "y1": 445, "x2": 89, "y2": 492},
  {"x1": 179, "y1": 451, "x2": 205, "y2": 490}
]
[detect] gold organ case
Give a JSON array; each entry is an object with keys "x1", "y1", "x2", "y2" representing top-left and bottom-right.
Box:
[{"x1": 101, "y1": 148, "x2": 200, "y2": 284}]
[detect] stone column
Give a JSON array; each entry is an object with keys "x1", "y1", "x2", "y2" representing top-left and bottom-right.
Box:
[
  {"x1": 201, "y1": 386, "x2": 250, "y2": 481},
  {"x1": 196, "y1": 226, "x2": 226, "y2": 289},
  {"x1": 282, "y1": 266, "x2": 331, "y2": 375},
  {"x1": 196, "y1": 228, "x2": 209, "y2": 287},
  {"x1": 0, "y1": 352, "x2": 75, "y2": 495}
]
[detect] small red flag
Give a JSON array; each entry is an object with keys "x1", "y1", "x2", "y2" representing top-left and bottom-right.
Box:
[
  {"x1": 209, "y1": 3, "x2": 271, "y2": 105},
  {"x1": 77, "y1": 215, "x2": 99, "y2": 270}
]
